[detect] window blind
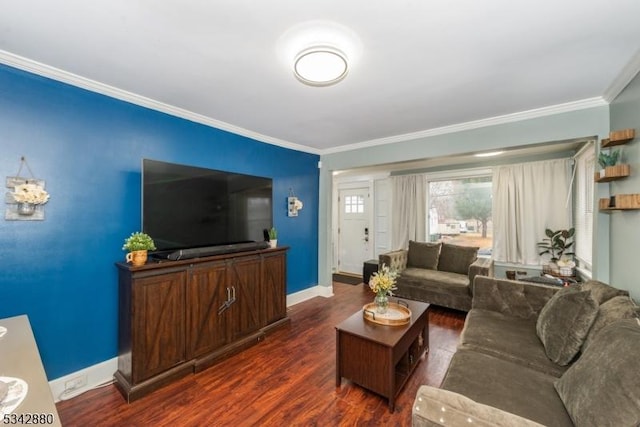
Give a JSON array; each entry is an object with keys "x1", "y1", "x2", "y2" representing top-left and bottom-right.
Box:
[{"x1": 573, "y1": 142, "x2": 595, "y2": 270}]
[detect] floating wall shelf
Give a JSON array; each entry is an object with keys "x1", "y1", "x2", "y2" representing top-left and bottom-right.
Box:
[
  {"x1": 599, "y1": 194, "x2": 640, "y2": 212},
  {"x1": 594, "y1": 164, "x2": 631, "y2": 182},
  {"x1": 601, "y1": 128, "x2": 635, "y2": 148}
]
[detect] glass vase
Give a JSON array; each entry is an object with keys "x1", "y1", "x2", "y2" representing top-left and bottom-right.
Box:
[
  {"x1": 17, "y1": 202, "x2": 36, "y2": 216},
  {"x1": 374, "y1": 292, "x2": 389, "y2": 314}
]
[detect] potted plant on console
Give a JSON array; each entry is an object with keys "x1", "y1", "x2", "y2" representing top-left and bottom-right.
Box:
[
  {"x1": 268, "y1": 227, "x2": 278, "y2": 248},
  {"x1": 537, "y1": 227, "x2": 575, "y2": 277},
  {"x1": 122, "y1": 232, "x2": 156, "y2": 267}
]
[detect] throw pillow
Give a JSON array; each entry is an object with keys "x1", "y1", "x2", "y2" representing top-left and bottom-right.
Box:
[
  {"x1": 555, "y1": 319, "x2": 640, "y2": 427},
  {"x1": 407, "y1": 241, "x2": 441, "y2": 270},
  {"x1": 437, "y1": 243, "x2": 478, "y2": 275},
  {"x1": 580, "y1": 279, "x2": 628, "y2": 304},
  {"x1": 582, "y1": 295, "x2": 640, "y2": 351},
  {"x1": 535, "y1": 286, "x2": 598, "y2": 365}
]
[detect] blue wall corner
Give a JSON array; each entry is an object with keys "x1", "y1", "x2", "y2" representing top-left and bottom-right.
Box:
[{"x1": 0, "y1": 63, "x2": 319, "y2": 379}]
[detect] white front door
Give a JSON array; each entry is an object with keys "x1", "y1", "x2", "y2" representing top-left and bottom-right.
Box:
[{"x1": 338, "y1": 188, "x2": 371, "y2": 275}]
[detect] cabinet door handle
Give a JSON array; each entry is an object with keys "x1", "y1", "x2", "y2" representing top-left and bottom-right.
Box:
[
  {"x1": 217, "y1": 300, "x2": 230, "y2": 315},
  {"x1": 226, "y1": 287, "x2": 231, "y2": 302}
]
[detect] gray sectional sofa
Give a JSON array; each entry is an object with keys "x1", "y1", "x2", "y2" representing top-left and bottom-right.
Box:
[
  {"x1": 379, "y1": 241, "x2": 493, "y2": 311},
  {"x1": 412, "y1": 276, "x2": 640, "y2": 427}
]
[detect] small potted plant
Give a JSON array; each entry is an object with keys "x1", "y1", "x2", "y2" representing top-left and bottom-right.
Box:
[
  {"x1": 598, "y1": 149, "x2": 620, "y2": 178},
  {"x1": 122, "y1": 232, "x2": 156, "y2": 266},
  {"x1": 537, "y1": 228, "x2": 575, "y2": 276},
  {"x1": 268, "y1": 227, "x2": 278, "y2": 248}
]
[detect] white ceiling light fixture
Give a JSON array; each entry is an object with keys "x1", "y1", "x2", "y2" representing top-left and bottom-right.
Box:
[
  {"x1": 277, "y1": 20, "x2": 362, "y2": 88},
  {"x1": 294, "y1": 46, "x2": 348, "y2": 86}
]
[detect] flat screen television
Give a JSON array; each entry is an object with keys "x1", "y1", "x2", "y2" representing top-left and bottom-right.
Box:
[{"x1": 142, "y1": 159, "x2": 272, "y2": 258}]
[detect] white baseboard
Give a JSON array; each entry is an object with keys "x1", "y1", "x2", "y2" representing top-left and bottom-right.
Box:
[
  {"x1": 286, "y1": 284, "x2": 333, "y2": 307},
  {"x1": 49, "y1": 357, "x2": 117, "y2": 403},
  {"x1": 49, "y1": 286, "x2": 332, "y2": 403}
]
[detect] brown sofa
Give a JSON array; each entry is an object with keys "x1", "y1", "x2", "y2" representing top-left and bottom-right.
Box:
[
  {"x1": 379, "y1": 241, "x2": 493, "y2": 311},
  {"x1": 412, "y1": 276, "x2": 640, "y2": 427}
]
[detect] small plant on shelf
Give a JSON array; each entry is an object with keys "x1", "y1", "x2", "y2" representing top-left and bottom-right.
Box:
[{"x1": 598, "y1": 150, "x2": 620, "y2": 168}]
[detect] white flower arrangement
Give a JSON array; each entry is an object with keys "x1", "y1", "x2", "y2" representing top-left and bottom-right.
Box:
[
  {"x1": 369, "y1": 263, "x2": 398, "y2": 296},
  {"x1": 12, "y1": 183, "x2": 50, "y2": 205}
]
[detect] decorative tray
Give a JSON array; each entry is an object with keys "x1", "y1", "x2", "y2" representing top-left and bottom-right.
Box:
[{"x1": 363, "y1": 301, "x2": 412, "y2": 326}]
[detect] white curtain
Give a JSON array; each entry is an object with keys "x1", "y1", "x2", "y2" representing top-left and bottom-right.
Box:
[
  {"x1": 391, "y1": 174, "x2": 426, "y2": 250},
  {"x1": 492, "y1": 159, "x2": 572, "y2": 265}
]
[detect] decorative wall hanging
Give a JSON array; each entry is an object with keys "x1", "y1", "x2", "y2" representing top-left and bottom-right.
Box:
[
  {"x1": 287, "y1": 188, "x2": 304, "y2": 217},
  {"x1": 5, "y1": 156, "x2": 50, "y2": 221}
]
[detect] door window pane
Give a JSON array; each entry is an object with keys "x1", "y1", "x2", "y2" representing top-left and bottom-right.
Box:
[{"x1": 344, "y1": 195, "x2": 364, "y2": 213}]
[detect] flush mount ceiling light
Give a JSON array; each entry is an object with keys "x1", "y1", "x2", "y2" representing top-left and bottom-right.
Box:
[
  {"x1": 294, "y1": 46, "x2": 348, "y2": 86},
  {"x1": 277, "y1": 20, "x2": 362, "y2": 88}
]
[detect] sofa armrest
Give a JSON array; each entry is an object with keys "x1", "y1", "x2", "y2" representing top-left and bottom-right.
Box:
[
  {"x1": 379, "y1": 249, "x2": 407, "y2": 272},
  {"x1": 412, "y1": 386, "x2": 544, "y2": 427},
  {"x1": 471, "y1": 276, "x2": 559, "y2": 319},
  {"x1": 468, "y1": 257, "x2": 493, "y2": 284}
]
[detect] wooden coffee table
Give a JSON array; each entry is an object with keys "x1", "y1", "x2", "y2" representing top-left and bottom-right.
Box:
[{"x1": 335, "y1": 299, "x2": 430, "y2": 412}]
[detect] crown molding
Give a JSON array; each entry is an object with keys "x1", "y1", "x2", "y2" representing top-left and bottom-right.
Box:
[
  {"x1": 0, "y1": 50, "x2": 321, "y2": 155},
  {"x1": 322, "y1": 97, "x2": 608, "y2": 155},
  {"x1": 602, "y1": 49, "x2": 640, "y2": 103}
]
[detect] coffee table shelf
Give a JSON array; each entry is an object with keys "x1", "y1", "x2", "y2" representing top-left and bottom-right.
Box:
[{"x1": 335, "y1": 299, "x2": 430, "y2": 412}]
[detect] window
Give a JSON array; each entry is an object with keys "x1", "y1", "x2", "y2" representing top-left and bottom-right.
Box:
[
  {"x1": 574, "y1": 143, "x2": 595, "y2": 272},
  {"x1": 427, "y1": 173, "x2": 492, "y2": 255},
  {"x1": 344, "y1": 195, "x2": 364, "y2": 213}
]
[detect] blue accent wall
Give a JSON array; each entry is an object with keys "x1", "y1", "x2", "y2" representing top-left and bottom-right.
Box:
[{"x1": 0, "y1": 64, "x2": 319, "y2": 380}]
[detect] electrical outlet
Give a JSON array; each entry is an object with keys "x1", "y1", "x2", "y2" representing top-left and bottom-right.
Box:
[{"x1": 64, "y1": 374, "x2": 87, "y2": 392}]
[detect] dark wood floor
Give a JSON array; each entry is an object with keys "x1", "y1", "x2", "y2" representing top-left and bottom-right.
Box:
[{"x1": 56, "y1": 282, "x2": 465, "y2": 426}]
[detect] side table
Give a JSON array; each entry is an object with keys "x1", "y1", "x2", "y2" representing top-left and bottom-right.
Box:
[
  {"x1": 362, "y1": 259, "x2": 378, "y2": 285},
  {"x1": 335, "y1": 300, "x2": 430, "y2": 412}
]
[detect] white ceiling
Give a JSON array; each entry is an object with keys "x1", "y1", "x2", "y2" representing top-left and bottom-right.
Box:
[{"x1": 1, "y1": 1, "x2": 640, "y2": 154}]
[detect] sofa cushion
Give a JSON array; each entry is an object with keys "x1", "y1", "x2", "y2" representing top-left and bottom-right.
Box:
[
  {"x1": 442, "y1": 349, "x2": 573, "y2": 427},
  {"x1": 555, "y1": 319, "x2": 640, "y2": 427},
  {"x1": 460, "y1": 309, "x2": 567, "y2": 377},
  {"x1": 400, "y1": 268, "x2": 470, "y2": 296},
  {"x1": 582, "y1": 295, "x2": 640, "y2": 351},
  {"x1": 395, "y1": 268, "x2": 473, "y2": 311},
  {"x1": 413, "y1": 386, "x2": 546, "y2": 427},
  {"x1": 535, "y1": 286, "x2": 598, "y2": 365},
  {"x1": 580, "y1": 279, "x2": 628, "y2": 304},
  {"x1": 437, "y1": 243, "x2": 478, "y2": 275},
  {"x1": 407, "y1": 240, "x2": 441, "y2": 270}
]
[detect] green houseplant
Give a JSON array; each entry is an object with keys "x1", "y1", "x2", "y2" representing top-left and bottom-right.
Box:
[
  {"x1": 537, "y1": 228, "x2": 576, "y2": 276},
  {"x1": 537, "y1": 228, "x2": 575, "y2": 262},
  {"x1": 122, "y1": 232, "x2": 156, "y2": 266},
  {"x1": 598, "y1": 150, "x2": 620, "y2": 169},
  {"x1": 268, "y1": 227, "x2": 277, "y2": 248}
]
